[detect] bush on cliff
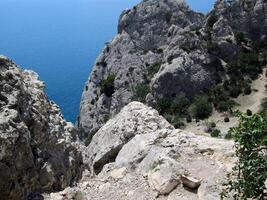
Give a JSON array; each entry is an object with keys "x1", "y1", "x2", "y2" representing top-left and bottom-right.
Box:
[
  {"x1": 100, "y1": 74, "x2": 116, "y2": 97},
  {"x1": 134, "y1": 84, "x2": 151, "y2": 103}
]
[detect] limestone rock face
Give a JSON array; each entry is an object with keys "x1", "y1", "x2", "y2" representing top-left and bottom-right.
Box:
[
  {"x1": 213, "y1": 0, "x2": 267, "y2": 40},
  {"x1": 0, "y1": 56, "x2": 83, "y2": 200},
  {"x1": 83, "y1": 102, "x2": 173, "y2": 174},
  {"x1": 78, "y1": 0, "x2": 205, "y2": 138},
  {"x1": 49, "y1": 102, "x2": 235, "y2": 199},
  {"x1": 78, "y1": 0, "x2": 267, "y2": 138}
]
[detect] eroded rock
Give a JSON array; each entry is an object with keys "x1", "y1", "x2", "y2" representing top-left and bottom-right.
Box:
[{"x1": 0, "y1": 56, "x2": 83, "y2": 199}]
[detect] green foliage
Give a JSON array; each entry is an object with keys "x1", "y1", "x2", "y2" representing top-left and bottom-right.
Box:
[
  {"x1": 210, "y1": 129, "x2": 220, "y2": 137},
  {"x1": 148, "y1": 62, "x2": 162, "y2": 78},
  {"x1": 171, "y1": 94, "x2": 190, "y2": 116},
  {"x1": 156, "y1": 95, "x2": 190, "y2": 127},
  {"x1": 224, "y1": 131, "x2": 233, "y2": 139},
  {"x1": 190, "y1": 95, "x2": 213, "y2": 119},
  {"x1": 243, "y1": 85, "x2": 252, "y2": 95},
  {"x1": 209, "y1": 85, "x2": 237, "y2": 112},
  {"x1": 246, "y1": 109, "x2": 252, "y2": 116},
  {"x1": 156, "y1": 97, "x2": 172, "y2": 115},
  {"x1": 100, "y1": 74, "x2": 116, "y2": 97},
  {"x1": 229, "y1": 84, "x2": 242, "y2": 98},
  {"x1": 134, "y1": 84, "x2": 151, "y2": 103},
  {"x1": 224, "y1": 117, "x2": 230, "y2": 123},
  {"x1": 205, "y1": 121, "x2": 217, "y2": 133},
  {"x1": 164, "y1": 114, "x2": 185, "y2": 129},
  {"x1": 222, "y1": 113, "x2": 267, "y2": 199}
]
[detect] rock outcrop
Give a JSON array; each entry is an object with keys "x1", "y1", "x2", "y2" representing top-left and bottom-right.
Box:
[
  {"x1": 0, "y1": 56, "x2": 83, "y2": 200},
  {"x1": 47, "y1": 102, "x2": 235, "y2": 199},
  {"x1": 78, "y1": 0, "x2": 209, "y2": 138},
  {"x1": 78, "y1": 0, "x2": 267, "y2": 138}
]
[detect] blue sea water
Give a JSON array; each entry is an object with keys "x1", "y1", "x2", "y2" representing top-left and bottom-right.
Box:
[{"x1": 0, "y1": 0, "x2": 215, "y2": 123}]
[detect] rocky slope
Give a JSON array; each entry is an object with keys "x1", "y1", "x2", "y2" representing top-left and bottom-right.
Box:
[
  {"x1": 1, "y1": 0, "x2": 267, "y2": 199},
  {"x1": 78, "y1": 0, "x2": 267, "y2": 139},
  {"x1": 0, "y1": 56, "x2": 83, "y2": 200},
  {"x1": 46, "y1": 102, "x2": 235, "y2": 200}
]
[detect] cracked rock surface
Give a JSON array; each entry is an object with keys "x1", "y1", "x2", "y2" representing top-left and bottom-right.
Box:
[
  {"x1": 46, "y1": 102, "x2": 235, "y2": 200},
  {"x1": 0, "y1": 56, "x2": 83, "y2": 200},
  {"x1": 78, "y1": 0, "x2": 267, "y2": 138}
]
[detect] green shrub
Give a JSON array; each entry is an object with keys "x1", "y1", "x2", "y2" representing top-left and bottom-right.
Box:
[
  {"x1": 148, "y1": 62, "x2": 161, "y2": 77},
  {"x1": 186, "y1": 115, "x2": 192, "y2": 123},
  {"x1": 171, "y1": 94, "x2": 190, "y2": 116},
  {"x1": 100, "y1": 74, "x2": 116, "y2": 97},
  {"x1": 224, "y1": 117, "x2": 230, "y2": 122},
  {"x1": 134, "y1": 84, "x2": 151, "y2": 103},
  {"x1": 222, "y1": 113, "x2": 267, "y2": 199},
  {"x1": 164, "y1": 114, "x2": 185, "y2": 129},
  {"x1": 210, "y1": 121, "x2": 216, "y2": 128},
  {"x1": 246, "y1": 109, "x2": 252, "y2": 116},
  {"x1": 190, "y1": 95, "x2": 213, "y2": 119},
  {"x1": 205, "y1": 121, "x2": 216, "y2": 133},
  {"x1": 224, "y1": 131, "x2": 232, "y2": 139},
  {"x1": 156, "y1": 97, "x2": 172, "y2": 115},
  {"x1": 217, "y1": 100, "x2": 237, "y2": 112},
  {"x1": 229, "y1": 84, "x2": 242, "y2": 98},
  {"x1": 210, "y1": 129, "x2": 220, "y2": 137},
  {"x1": 243, "y1": 85, "x2": 252, "y2": 95}
]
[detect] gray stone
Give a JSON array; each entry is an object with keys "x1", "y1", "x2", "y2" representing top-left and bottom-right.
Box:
[{"x1": 0, "y1": 57, "x2": 83, "y2": 200}]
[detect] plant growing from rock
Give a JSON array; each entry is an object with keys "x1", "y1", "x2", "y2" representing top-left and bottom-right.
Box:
[
  {"x1": 134, "y1": 84, "x2": 151, "y2": 103},
  {"x1": 148, "y1": 62, "x2": 162, "y2": 78},
  {"x1": 100, "y1": 74, "x2": 116, "y2": 97}
]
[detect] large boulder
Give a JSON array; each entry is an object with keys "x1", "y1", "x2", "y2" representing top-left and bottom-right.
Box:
[
  {"x1": 79, "y1": 102, "x2": 235, "y2": 199},
  {"x1": 0, "y1": 56, "x2": 83, "y2": 199},
  {"x1": 83, "y1": 102, "x2": 173, "y2": 174}
]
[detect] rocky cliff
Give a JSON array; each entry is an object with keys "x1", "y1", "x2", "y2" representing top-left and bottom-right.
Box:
[
  {"x1": 0, "y1": 56, "x2": 83, "y2": 200},
  {"x1": 47, "y1": 102, "x2": 235, "y2": 200},
  {"x1": 1, "y1": 0, "x2": 267, "y2": 199},
  {"x1": 78, "y1": 0, "x2": 267, "y2": 139}
]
